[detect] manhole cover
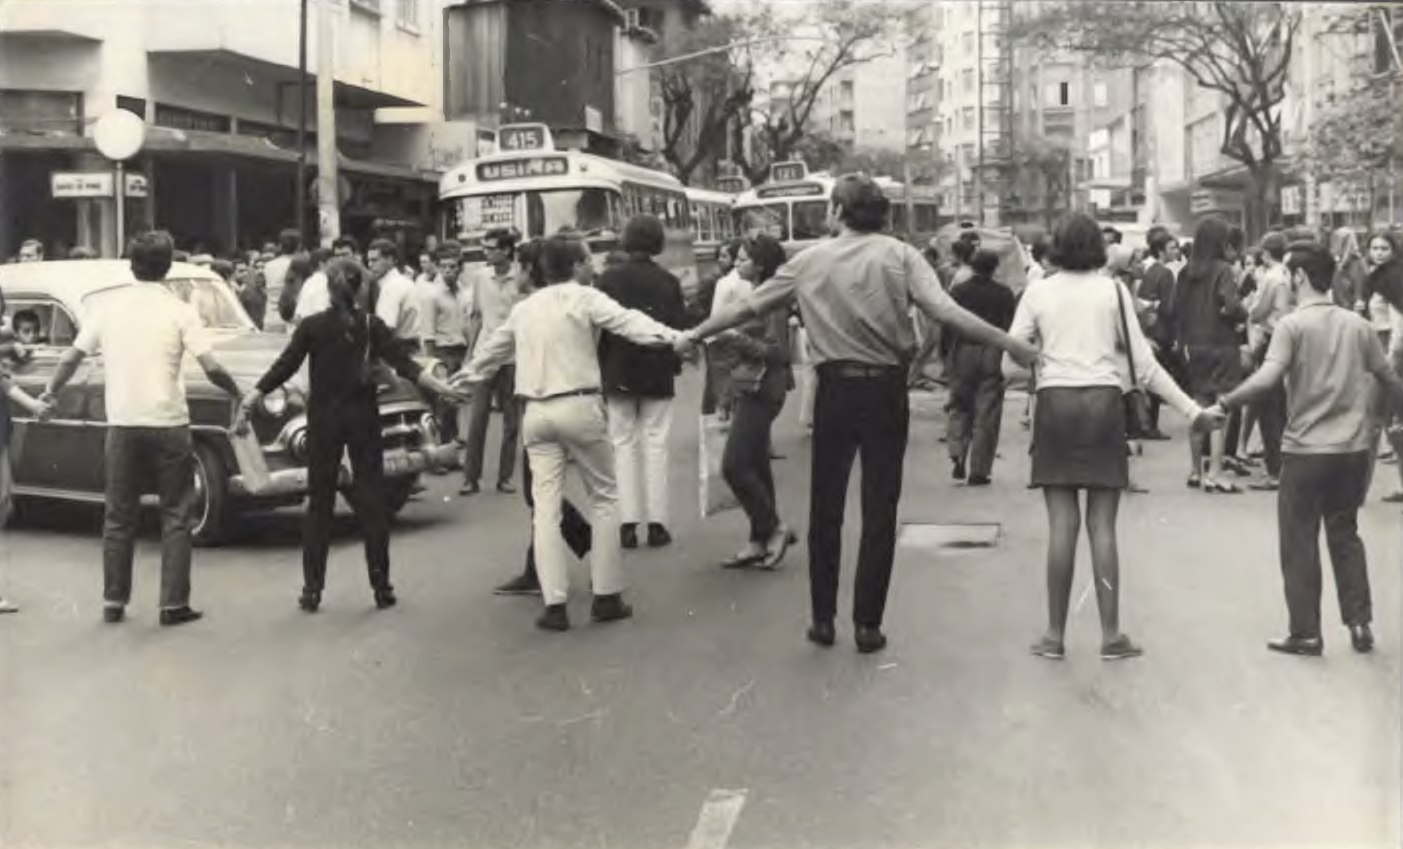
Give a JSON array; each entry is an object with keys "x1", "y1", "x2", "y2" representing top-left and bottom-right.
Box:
[{"x1": 898, "y1": 522, "x2": 1001, "y2": 552}]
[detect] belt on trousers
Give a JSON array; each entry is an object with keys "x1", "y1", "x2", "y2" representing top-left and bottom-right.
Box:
[
  {"x1": 817, "y1": 361, "x2": 905, "y2": 380},
  {"x1": 534, "y1": 387, "x2": 601, "y2": 402}
]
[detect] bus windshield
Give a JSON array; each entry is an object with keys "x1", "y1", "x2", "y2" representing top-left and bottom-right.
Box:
[
  {"x1": 735, "y1": 203, "x2": 789, "y2": 241},
  {"x1": 791, "y1": 200, "x2": 831, "y2": 241},
  {"x1": 452, "y1": 188, "x2": 621, "y2": 239}
]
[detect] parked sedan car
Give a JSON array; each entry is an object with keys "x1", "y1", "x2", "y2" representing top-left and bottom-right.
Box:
[{"x1": 0, "y1": 260, "x2": 459, "y2": 545}]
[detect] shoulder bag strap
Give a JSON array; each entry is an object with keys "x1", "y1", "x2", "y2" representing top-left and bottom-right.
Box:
[{"x1": 1113, "y1": 279, "x2": 1142, "y2": 391}]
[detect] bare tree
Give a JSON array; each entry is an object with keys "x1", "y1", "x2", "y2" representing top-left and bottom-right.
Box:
[
  {"x1": 728, "y1": 0, "x2": 912, "y2": 186},
  {"x1": 1010, "y1": 1, "x2": 1301, "y2": 238}
]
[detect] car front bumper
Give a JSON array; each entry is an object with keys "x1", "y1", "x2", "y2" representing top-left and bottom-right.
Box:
[{"x1": 227, "y1": 442, "x2": 461, "y2": 498}]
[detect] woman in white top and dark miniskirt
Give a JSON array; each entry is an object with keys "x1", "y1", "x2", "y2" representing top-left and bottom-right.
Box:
[{"x1": 1006, "y1": 214, "x2": 1222, "y2": 662}]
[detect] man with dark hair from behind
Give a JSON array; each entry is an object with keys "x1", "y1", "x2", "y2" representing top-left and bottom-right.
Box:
[
  {"x1": 41, "y1": 230, "x2": 244, "y2": 627},
  {"x1": 1212, "y1": 241, "x2": 1403, "y2": 657},
  {"x1": 686, "y1": 175, "x2": 1037, "y2": 653},
  {"x1": 944, "y1": 249, "x2": 1017, "y2": 485},
  {"x1": 1102, "y1": 226, "x2": 1123, "y2": 246}
]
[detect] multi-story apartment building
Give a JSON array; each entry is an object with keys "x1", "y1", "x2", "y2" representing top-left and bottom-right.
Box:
[
  {"x1": 904, "y1": 3, "x2": 942, "y2": 186},
  {"x1": 1, "y1": 0, "x2": 464, "y2": 259},
  {"x1": 811, "y1": 53, "x2": 908, "y2": 154}
]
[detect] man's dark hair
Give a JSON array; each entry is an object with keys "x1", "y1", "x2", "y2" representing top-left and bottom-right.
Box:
[
  {"x1": 970, "y1": 249, "x2": 1000, "y2": 277},
  {"x1": 278, "y1": 228, "x2": 301, "y2": 256},
  {"x1": 483, "y1": 227, "x2": 519, "y2": 259},
  {"x1": 128, "y1": 230, "x2": 175, "y2": 281},
  {"x1": 1049, "y1": 214, "x2": 1108, "y2": 272},
  {"x1": 12, "y1": 309, "x2": 40, "y2": 330},
  {"x1": 1101, "y1": 226, "x2": 1123, "y2": 245},
  {"x1": 622, "y1": 214, "x2": 666, "y2": 256},
  {"x1": 367, "y1": 238, "x2": 400, "y2": 264},
  {"x1": 517, "y1": 239, "x2": 546, "y2": 289},
  {"x1": 435, "y1": 240, "x2": 463, "y2": 262},
  {"x1": 210, "y1": 258, "x2": 235, "y2": 281},
  {"x1": 1286, "y1": 241, "x2": 1336, "y2": 294},
  {"x1": 951, "y1": 238, "x2": 977, "y2": 265},
  {"x1": 1030, "y1": 236, "x2": 1049, "y2": 264},
  {"x1": 539, "y1": 235, "x2": 588, "y2": 283},
  {"x1": 1260, "y1": 231, "x2": 1288, "y2": 261},
  {"x1": 1147, "y1": 231, "x2": 1176, "y2": 260},
  {"x1": 721, "y1": 238, "x2": 746, "y2": 264},
  {"x1": 831, "y1": 174, "x2": 890, "y2": 233},
  {"x1": 957, "y1": 230, "x2": 981, "y2": 245},
  {"x1": 1227, "y1": 225, "x2": 1246, "y2": 257},
  {"x1": 332, "y1": 235, "x2": 359, "y2": 254}
]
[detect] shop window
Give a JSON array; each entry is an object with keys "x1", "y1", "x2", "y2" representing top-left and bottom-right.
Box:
[
  {"x1": 155, "y1": 103, "x2": 231, "y2": 134},
  {"x1": 0, "y1": 89, "x2": 83, "y2": 135},
  {"x1": 116, "y1": 96, "x2": 147, "y2": 120}
]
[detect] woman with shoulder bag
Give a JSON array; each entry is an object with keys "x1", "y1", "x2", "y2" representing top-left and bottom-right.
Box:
[{"x1": 717, "y1": 235, "x2": 797, "y2": 570}]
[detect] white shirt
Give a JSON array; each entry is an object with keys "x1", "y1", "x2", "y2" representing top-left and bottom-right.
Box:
[
  {"x1": 374, "y1": 268, "x2": 421, "y2": 341},
  {"x1": 710, "y1": 270, "x2": 752, "y2": 318},
  {"x1": 457, "y1": 282, "x2": 683, "y2": 400},
  {"x1": 292, "y1": 272, "x2": 330, "y2": 323},
  {"x1": 261, "y1": 254, "x2": 294, "y2": 332},
  {"x1": 74, "y1": 282, "x2": 213, "y2": 427},
  {"x1": 420, "y1": 276, "x2": 472, "y2": 349},
  {"x1": 1007, "y1": 270, "x2": 1200, "y2": 418}
]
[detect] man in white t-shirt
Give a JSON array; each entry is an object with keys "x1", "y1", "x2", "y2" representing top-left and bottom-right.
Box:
[
  {"x1": 366, "y1": 238, "x2": 421, "y2": 356},
  {"x1": 42, "y1": 231, "x2": 243, "y2": 628}
]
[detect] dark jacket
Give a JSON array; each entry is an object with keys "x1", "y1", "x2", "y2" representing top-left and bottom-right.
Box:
[
  {"x1": 596, "y1": 256, "x2": 687, "y2": 398},
  {"x1": 1169, "y1": 259, "x2": 1245, "y2": 349},
  {"x1": 1363, "y1": 258, "x2": 1403, "y2": 314},
  {"x1": 1138, "y1": 261, "x2": 1177, "y2": 343}
]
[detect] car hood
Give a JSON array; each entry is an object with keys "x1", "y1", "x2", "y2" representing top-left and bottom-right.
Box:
[{"x1": 199, "y1": 330, "x2": 423, "y2": 405}]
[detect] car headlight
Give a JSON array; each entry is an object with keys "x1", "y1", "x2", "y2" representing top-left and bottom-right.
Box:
[
  {"x1": 260, "y1": 388, "x2": 288, "y2": 417},
  {"x1": 419, "y1": 413, "x2": 441, "y2": 445},
  {"x1": 430, "y1": 361, "x2": 449, "y2": 381}
]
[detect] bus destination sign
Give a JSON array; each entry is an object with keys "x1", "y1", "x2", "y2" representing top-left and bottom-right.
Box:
[
  {"x1": 756, "y1": 184, "x2": 825, "y2": 199},
  {"x1": 716, "y1": 176, "x2": 748, "y2": 194},
  {"x1": 769, "y1": 161, "x2": 807, "y2": 182},
  {"x1": 476, "y1": 157, "x2": 569, "y2": 182}
]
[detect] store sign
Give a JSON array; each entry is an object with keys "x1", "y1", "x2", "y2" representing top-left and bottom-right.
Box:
[
  {"x1": 769, "y1": 161, "x2": 807, "y2": 182},
  {"x1": 496, "y1": 123, "x2": 553, "y2": 153},
  {"x1": 475, "y1": 157, "x2": 569, "y2": 182},
  {"x1": 756, "y1": 184, "x2": 825, "y2": 199},
  {"x1": 1281, "y1": 184, "x2": 1302, "y2": 216},
  {"x1": 124, "y1": 172, "x2": 148, "y2": 198},
  {"x1": 51, "y1": 172, "x2": 114, "y2": 198}
]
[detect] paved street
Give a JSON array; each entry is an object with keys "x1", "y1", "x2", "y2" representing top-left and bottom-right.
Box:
[{"x1": 2, "y1": 373, "x2": 1399, "y2": 849}]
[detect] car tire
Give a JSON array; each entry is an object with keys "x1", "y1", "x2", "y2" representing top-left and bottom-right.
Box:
[{"x1": 192, "y1": 440, "x2": 233, "y2": 548}]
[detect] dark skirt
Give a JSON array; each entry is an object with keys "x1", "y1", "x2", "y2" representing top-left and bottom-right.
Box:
[
  {"x1": 1183, "y1": 345, "x2": 1243, "y2": 403},
  {"x1": 1030, "y1": 386, "x2": 1129, "y2": 490}
]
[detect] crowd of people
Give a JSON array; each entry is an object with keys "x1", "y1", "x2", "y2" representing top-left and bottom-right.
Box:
[{"x1": 2, "y1": 179, "x2": 1401, "y2": 663}]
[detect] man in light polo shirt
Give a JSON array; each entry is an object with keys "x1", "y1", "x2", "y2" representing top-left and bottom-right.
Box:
[
  {"x1": 1214, "y1": 241, "x2": 1403, "y2": 657},
  {"x1": 460, "y1": 228, "x2": 525, "y2": 496},
  {"x1": 686, "y1": 175, "x2": 1038, "y2": 654},
  {"x1": 42, "y1": 230, "x2": 244, "y2": 627}
]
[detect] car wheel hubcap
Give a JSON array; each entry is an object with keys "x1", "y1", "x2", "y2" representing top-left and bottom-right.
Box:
[{"x1": 192, "y1": 454, "x2": 211, "y2": 533}]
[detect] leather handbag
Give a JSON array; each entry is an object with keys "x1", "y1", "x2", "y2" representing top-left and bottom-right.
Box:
[{"x1": 1114, "y1": 281, "x2": 1155, "y2": 438}]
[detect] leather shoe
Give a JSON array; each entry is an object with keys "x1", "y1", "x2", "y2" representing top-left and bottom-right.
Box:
[
  {"x1": 807, "y1": 620, "x2": 836, "y2": 647},
  {"x1": 496, "y1": 481, "x2": 516, "y2": 495},
  {"x1": 1349, "y1": 624, "x2": 1374, "y2": 654},
  {"x1": 374, "y1": 588, "x2": 397, "y2": 610},
  {"x1": 537, "y1": 604, "x2": 570, "y2": 632},
  {"x1": 103, "y1": 605, "x2": 125, "y2": 624},
  {"x1": 591, "y1": 593, "x2": 634, "y2": 623},
  {"x1": 299, "y1": 591, "x2": 321, "y2": 613},
  {"x1": 1267, "y1": 634, "x2": 1323, "y2": 656},
  {"x1": 620, "y1": 523, "x2": 639, "y2": 550},
  {"x1": 647, "y1": 523, "x2": 672, "y2": 548},
  {"x1": 159, "y1": 606, "x2": 203, "y2": 627},
  {"x1": 493, "y1": 574, "x2": 541, "y2": 596},
  {"x1": 855, "y1": 625, "x2": 887, "y2": 654}
]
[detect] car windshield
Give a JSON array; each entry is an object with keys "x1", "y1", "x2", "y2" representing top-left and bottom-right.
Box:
[{"x1": 162, "y1": 278, "x2": 252, "y2": 330}]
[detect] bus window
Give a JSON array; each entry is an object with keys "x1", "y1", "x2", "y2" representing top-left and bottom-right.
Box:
[
  {"x1": 736, "y1": 204, "x2": 789, "y2": 241},
  {"x1": 791, "y1": 200, "x2": 829, "y2": 240},
  {"x1": 891, "y1": 204, "x2": 909, "y2": 233},
  {"x1": 699, "y1": 204, "x2": 715, "y2": 242},
  {"x1": 915, "y1": 203, "x2": 938, "y2": 231}
]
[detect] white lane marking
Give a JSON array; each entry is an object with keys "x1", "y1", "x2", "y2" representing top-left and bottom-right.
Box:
[{"x1": 686, "y1": 788, "x2": 749, "y2": 849}]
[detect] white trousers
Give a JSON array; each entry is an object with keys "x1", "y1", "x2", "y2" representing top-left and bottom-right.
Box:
[
  {"x1": 605, "y1": 396, "x2": 673, "y2": 526},
  {"x1": 523, "y1": 395, "x2": 624, "y2": 607}
]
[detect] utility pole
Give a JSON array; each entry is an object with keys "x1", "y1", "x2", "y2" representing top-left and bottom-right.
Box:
[
  {"x1": 295, "y1": 0, "x2": 309, "y2": 246},
  {"x1": 316, "y1": 0, "x2": 340, "y2": 247}
]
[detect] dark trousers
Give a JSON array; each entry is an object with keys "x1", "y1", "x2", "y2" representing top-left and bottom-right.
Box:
[
  {"x1": 1277, "y1": 451, "x2": 1373, "y2": 637},
  {"x1": 945, "y1": 345, "x2": 1005, "y2": 479},
  {"x1": 520, "y1": 447, "x2": 591, "y2": 583},
  {"x1": 722, "y1": 392, "x2": 783, "y2": 542},
  {"x1": 102, "y1": 426, "x2": 197, "y2": 609},
  {"x1": 304, "y1": 401, "x2": 390, "y2": 594},
  {"x1": 809, "y1": 365, "x2": 909, "y2": 628},
  {"x1": 464, "y1": 364, "x2": 520, "y2": 486},
  {"x1": 1147, "y1": 343, "x2": 1184, "y2": 431},
  {"x1": 1253, "y1": 383, "x2": 1287, "y2": 476},
  {"x1": 431, "y1": 344, "x2": 468, "y2": 443}
]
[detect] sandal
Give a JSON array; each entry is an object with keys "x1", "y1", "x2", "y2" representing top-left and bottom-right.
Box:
[
  {"x1": 1203, "y1": 478, "x2": 1242, "y2": 494},
  {"x1": 1101, "y1": 635, "x2": 1144, "y2": 661},
  {"x1": 760, "y1": 527, "x2": 797, "y2": 570},
  {"x1": 721, "y1": 549, "x2": 766, "y2": 569},
  {"x1": 1030, "y1": 637, "x2": 1065, "y2": 660}
]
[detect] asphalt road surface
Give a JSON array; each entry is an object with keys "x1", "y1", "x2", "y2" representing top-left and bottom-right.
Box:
[{"x1": 2, "y1": 374, "x2": 1398, "y2": 849}]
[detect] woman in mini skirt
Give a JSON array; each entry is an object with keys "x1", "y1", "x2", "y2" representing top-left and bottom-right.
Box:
[{"x1": 1030, "y1": 385, "x2": 1129, "y2": 490}]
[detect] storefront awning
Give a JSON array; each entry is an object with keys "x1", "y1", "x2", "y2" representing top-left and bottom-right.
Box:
[{"x1": 147, "y1": 48, "x2": 425, "y2": 110}]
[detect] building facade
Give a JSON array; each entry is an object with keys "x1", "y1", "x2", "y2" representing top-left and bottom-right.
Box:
[
  {"x1": 812, "y1": 53, "x2": 908, "y2": 154},
  {"x1": 0, "y1": 0, "x2": 465, "y2": 260}
]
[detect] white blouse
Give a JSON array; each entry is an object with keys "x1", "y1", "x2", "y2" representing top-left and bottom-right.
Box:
[{"x1": 1007, "y1": 270, "x2": 1201, "y2": 419}]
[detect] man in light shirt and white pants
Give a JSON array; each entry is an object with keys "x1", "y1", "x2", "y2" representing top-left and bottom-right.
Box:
[
  {"x1": 453, "y1": 235, "x2": 686, "y2": 633},
  {"x1": 42, "y1": 231, "x2": 244, "y2": 627}
]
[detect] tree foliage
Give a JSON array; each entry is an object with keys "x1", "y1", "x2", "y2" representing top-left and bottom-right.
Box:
[
  {"x1": 1010, "y1": 1, "x2": 1301, "y2": 237},
  {"x1": 728, "y1": 0, "x2": 913, "y2": 185},
  {"x1": 1003, "y1": 135, "x2": 1073, "y2": 226}
]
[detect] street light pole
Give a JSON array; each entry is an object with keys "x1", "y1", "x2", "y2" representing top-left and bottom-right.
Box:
[
  {"x1": 315, "y1": 0, "x2": 340, "y2": 247},
  {"x1": 295, "y1": 0, "x2": 309, "y2": 246}
]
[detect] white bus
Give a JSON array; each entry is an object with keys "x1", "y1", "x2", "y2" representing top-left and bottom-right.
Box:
[
  {"x1": 732, "y1": 162, "x2": 941, "y2": 255},
  {"x1": 684, "y1": 186, "x2": 738, "y2": 273},
  {"x1": 438, "y1": 124, "x2": 700, "y2": 297}
]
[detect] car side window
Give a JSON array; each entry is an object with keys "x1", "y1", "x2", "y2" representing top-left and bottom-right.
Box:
[{"x1": 6, "y1": 297, "x2": 79, "y2": 348}]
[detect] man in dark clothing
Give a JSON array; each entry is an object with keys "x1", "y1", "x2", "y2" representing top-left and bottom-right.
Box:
[
  {"x1": 1138, "y1": 231, "x2": 1182, "y2": 438},
  {"x1": 944, "y1": 249, "x2": 1017, "y2": 484},
  {"x1": 596, "y1": 216, "x2": 689, "y2": 549}
]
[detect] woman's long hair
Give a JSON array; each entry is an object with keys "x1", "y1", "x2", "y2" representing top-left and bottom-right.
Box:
[
  {"x1": 1187, "y1": 217, "x2": 1230, "y2": 276},
  {"x1": 325, "y1": 258, "x2": 367, "y2": 325}
]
